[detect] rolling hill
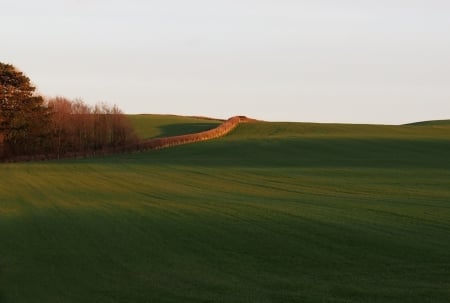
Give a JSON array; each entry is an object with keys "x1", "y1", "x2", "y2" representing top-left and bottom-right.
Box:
[
  {"x1": 0, "y1": 116, "x2": 449, "y2": 302},
  {"x1": 405, "y1": 119, "x2": 450, "y2": 126},
  {"x1": 128, "y1": 114, "x2": 222, "y2": 139}
]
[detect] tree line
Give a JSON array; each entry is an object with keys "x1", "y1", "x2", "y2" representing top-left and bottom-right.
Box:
[{"x1": 0, "y1": 62, "x2": 137, "y2": 160}]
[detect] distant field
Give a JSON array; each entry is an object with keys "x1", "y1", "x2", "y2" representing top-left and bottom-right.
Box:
[
  {"x1": 128, "y1": 114, "x2": 221, "y2": 139},
  {"x1": 406, "y1": 119, "x2": 450, "y2": 126},
  {"x1": 1, "y1": 117, "x2": 449, "y2": 302}
]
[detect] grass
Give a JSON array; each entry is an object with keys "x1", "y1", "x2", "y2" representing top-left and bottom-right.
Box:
[
  {"x1": 0, "y1": 117, "x2": 449, "y2": 302},
  {"x1": 128, "y1": 114, "x2": 221, "y2": 139},
  {"x1": 405, "y1": 119, "x2": 450, "y2": 126}
]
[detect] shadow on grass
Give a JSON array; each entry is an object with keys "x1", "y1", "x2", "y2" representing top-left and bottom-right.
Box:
[
  {"x1": 139, "y1": 137, "x2": 450, "y2": 169},
  {"x1": 154, "y1": 123, "x2": 220, "y2": 138}
]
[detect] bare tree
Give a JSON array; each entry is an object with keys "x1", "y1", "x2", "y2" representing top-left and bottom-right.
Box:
[
  {"x1": 46, "y1": 97, "x2": 137, "y2": 158},
  {"x1": 1, "y1": 62, "x2": 138, "y2": 161}
]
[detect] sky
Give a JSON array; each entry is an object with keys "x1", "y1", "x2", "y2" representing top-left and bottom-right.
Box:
[{"x1": 2, "y1": 0, "x2": 450, "y2": 124}]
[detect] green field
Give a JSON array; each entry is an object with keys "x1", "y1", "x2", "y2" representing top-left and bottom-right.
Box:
[
  {"x1": 1, "y1": 116, "x2": 450, "y2": 302},
  {"x1": 128, "y1": 114, "x2": 221, "y2": 139}
]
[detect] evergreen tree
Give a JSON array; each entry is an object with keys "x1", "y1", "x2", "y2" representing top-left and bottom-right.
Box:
[{"x1": 0, "y1": 62, "x2": 51, "y2": 157}]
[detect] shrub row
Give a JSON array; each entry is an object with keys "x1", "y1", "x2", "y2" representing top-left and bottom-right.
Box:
[{"x1": 136, "y1": 116, "x2": 246, "y2": 151}]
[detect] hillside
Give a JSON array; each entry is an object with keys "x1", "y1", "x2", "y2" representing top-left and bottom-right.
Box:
[
  {"x1": 0, "y1": 116, "x2": 449, "y2": 303},
  {"x1": 141, "y1": 121, "x2": 450, "y2": 169},
  {"x1": 128, "y1": 114, "x2": 222, "y2": 139},
  {"x1": 405, "y1": 119, "x2": 450, "y2": 126}
]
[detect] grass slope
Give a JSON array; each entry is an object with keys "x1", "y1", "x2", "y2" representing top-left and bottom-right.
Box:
[
  {"x1": 0, "y1": 118, "x2": 449, "y2": 302},
  {"x1": 128, "y1": 114, "x2": 221, "y2": 139},
  {"x1": 406, "y1": 119, "x2": 450, "y2": 126}
]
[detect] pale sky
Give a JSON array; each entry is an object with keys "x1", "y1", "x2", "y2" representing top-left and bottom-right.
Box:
[{"x1": 2, "y1": 0, "x2": 450, "y2": 124}]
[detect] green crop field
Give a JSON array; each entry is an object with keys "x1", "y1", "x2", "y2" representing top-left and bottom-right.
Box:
[
  {"x1": 128, "y1": 114, "x2": 221, "y2": 139},
  {"x1": 1, "y1": 116, "x2": 449, "y2": 302}
]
